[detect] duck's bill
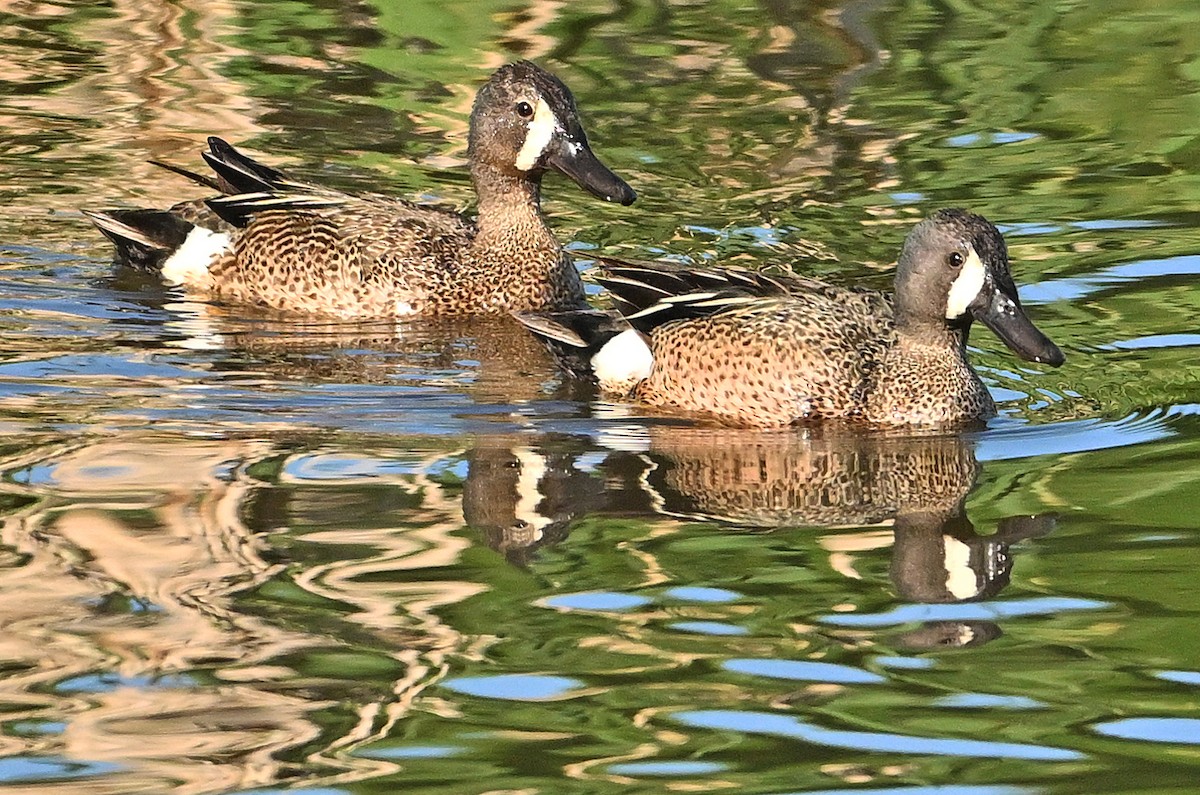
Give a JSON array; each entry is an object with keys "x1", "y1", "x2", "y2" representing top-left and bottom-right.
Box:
[
  {"x1": 546, "y1": 138, "x2": 637, "y2": 206},
  {"x1": 972, "y1": 285, "x2": 1065, "y2": 367}
]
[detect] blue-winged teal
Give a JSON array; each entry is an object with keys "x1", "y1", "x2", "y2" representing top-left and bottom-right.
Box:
[
  {"x1": 517, "y1": 209, "x2": 1065, "y2": 427},
  {"x1": 84, "y1": 61, "x2": 636, "y2": 318}
]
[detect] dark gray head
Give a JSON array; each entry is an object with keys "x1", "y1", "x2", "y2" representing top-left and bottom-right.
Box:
[
  {"x1": 467, "y1": 61, "x2": 636, "y2": 205},
  {"x1": 893, "y1": 208, "x2": 1064, "y2": 367}
]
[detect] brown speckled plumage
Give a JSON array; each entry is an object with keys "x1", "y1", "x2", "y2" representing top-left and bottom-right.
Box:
[
  {"x1": 639, "y1": 425, "x2": 981, "y2": 527},
  {"x1": 518, "y1": 209, "x2": 1065, "y2": 428},
  {"x1": 86, "y1": 61, "x2": 635, "y2": 318}
]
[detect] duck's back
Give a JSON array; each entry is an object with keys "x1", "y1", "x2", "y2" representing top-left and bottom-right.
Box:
[{"x1": 204, "y1": 195, "x2": 480, "y2": 317}]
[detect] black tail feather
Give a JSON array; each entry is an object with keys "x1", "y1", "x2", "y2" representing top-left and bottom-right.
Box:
[
  {"x1": 514, "y1": 309, "x2": 627, "y2": 379},
  {"x1": 147, "y1": 137, "x2": 301, "y2": 197},
  {"x1": 88, "y1": 137, "x2": 316, "y2": 265},
  {"x1": 201, "y1": 136, "x2": 294, "y2": 194},
  {"x1": 591, "y1": 256, "x2": 803, "y2": 333},
  {"x1": 148, "y1": 160, "x2": 222, "y2": 192},
  {"x1": 83, "y1": 209, "x2": 195, "y2": 271}
]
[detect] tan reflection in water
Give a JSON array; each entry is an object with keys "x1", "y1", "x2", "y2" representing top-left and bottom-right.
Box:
[
  {"x1": 643, "y1": 426, "x2": 980, "y2": 528},
  {"x1": 84, "y1": 0, "x2": 262, "y2": 178},
  {"x1": 465, "y1": 427, "x2": 1054, "y2": 618},
  {"x1": 1, "y1": 0, "x2": 264, "y2": 221},
  {"x1": 616, "y1": 425, "x2": 1052, "y2": 616},
  {"x1": 0, "y1": 433, "x2": 474, "y2": 793},
  {"x1": 157, "y1": 300, "x2": 569, "y2": 406}
]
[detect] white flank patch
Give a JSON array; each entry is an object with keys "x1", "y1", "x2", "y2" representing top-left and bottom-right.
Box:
[
  {"x1": 513, "y1": 447, "x2": 552, "y2": 536},
  {"x1": 161, "y1": 300, "x2": 225, "y2": 350},
  {"x1": 161, "y1": 227, "x2": 231, "y2": 286},
  {"x1": 942, "y1": 536, "x2": 981, "y2": 600},
  {"x1": 593, "y1": 422, "x2": 652, "y2": 453},
  {"x1": 944, "y1": 247, "x2": 986, "y2": 319},
  {"x1": 591, "y1": 328, "x2": 653, "y2": 392},
  {"x1": 514, "y1": 98, "x2": 558, "y2": 171}
]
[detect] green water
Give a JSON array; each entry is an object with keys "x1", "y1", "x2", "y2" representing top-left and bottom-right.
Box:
[{"x1": 1, "y1": 0, "x2": 1199, "y2": 792}]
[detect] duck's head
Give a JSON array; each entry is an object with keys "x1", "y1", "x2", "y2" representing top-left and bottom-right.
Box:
[
  {"x1": 894, "y1": 208, "x2": 1065, "y2": 367},
  {"x1": 468, "y1": 61, "x2": 637, "y2": 206}
]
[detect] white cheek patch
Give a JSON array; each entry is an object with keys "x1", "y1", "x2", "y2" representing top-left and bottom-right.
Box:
[
  {"x1": 514, "y1": 98, "x2": 558, "y2": 171},
  {"x1": 161, "y1": 227, "x2": 231, "y2": 286},
  {"x1": 944, "y1": 247, "x2": 986, "y2": 319},
  {"x1": 943, "y1": 536, "x2": 982, "y2": 600},
  {"x1": 513, "y1": 447, "x2": 552, "y2": 536}
]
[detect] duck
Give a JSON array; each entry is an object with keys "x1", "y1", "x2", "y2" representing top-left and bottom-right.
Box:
[
  {"x1": 516, "y1": 209, "x2": 1065, "y2": 427},
  {"x1": 83, "y1": 61, "x2": 636, "y2": 318}
]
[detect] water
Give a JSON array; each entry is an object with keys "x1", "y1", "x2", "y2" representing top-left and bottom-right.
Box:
[{"x1": 1, "y1": 0, "x2": 1200, "y2": 792}]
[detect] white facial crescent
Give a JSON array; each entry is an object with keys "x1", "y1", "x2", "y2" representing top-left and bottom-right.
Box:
[
  {"x1": 514, "y1": 98, "x2": 558, "y2": 171},
  {"x1": 945, "y1": 246, "x2": 986, "y2": 319}
]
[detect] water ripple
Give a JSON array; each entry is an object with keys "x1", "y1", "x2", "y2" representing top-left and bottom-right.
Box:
[
  {"x1": 669, "y1": 621, "x2": 749, "y2": 636},
  {"x1": 1102, "y1": 333, "x2": 1200, "y2": 351},
  {"x1": 674, "y1": 710, "x2": 1084, "y2": 760},
  {"x1": 441, "y1": 674, "x2": 584, "y2": 701},
  {"x1": 606, "y1": 760, "x2": 728, "y2": 776},
  {"x1": 976, "y1": 412, "x2": 1175, "y2": 460},
  {"x1": 771, "y1": 786, "x2": 1035, "y2": 795},
  {"x1": 723, "y1": 658, "x2": 887, "y2": 685},
  {"x1": 541, "y1": 591, "x2": 654, "y2": 612},
  {"x1": 1022, "y1": 254, "x2": 1200, "y2": 304},
  {"x1": 663, "y1": 586, "x2": 742, "y2": 603},
  {"x1": 1092, "y1": 717, "x2": 1200, "y2": 745},
  {"x1": 1155, "y1": 670, "x2": 1200, "y2": 686},
  {"x1": 933, "y1": 693, "x2": 1047, "y2": 710},
  {"x1": 0, "y1": 756, "x2": 123, "y2": 784},
  {"x1": 820, "y1": 596, "x2": 1108, "y2": 627}
]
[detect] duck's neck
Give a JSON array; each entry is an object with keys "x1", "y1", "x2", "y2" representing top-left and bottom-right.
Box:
[
  {"x1": 894, "y1": 311, "x2": 971, "y2": 354},
  {"x1": 467, "y1": 161, "x2": 583, "y2": 310},
  {"x1": 471, "y1": 163, "x2": 556, "y2": 245}
]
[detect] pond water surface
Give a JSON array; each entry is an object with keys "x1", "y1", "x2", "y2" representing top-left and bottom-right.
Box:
[{"x1": 2, "y1": 0, "x2": 1200, "y2": 793}]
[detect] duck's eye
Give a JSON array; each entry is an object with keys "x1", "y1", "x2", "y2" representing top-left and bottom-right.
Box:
[
  {"x1": 948, "y1": 251, "x2": 965, "y2": 269},
  {"x1": 516, "y1": 101, "x2": 534, "y2": 118}
]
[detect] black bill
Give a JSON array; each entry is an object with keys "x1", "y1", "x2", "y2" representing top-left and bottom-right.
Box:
[
  {"x1": 971, "y1": 281, "x2": 1065, "y2": 367},
  {"x1": 546, "y1": 136, "x2": 637, "y2": 206}
]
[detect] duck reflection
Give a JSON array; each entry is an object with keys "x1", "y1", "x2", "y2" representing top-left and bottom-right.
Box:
[
  {"x1": 639, "y1": 427, "x2": 980, "y2": 528},
  {"x1": 463, "y1": 426, "x2": 1055, "y2": 645},
  {"x1": 114, "y1": 292, "x2": 589, "y2": 406},
  {"x1": 462, "y1": 433, "x2": 607, "y2": 565},
  {"x1": 890, "y1": 511, "x2": 1056, "y2": 604},
  {"x1": 218, "y1": 313, "x2": 572, "y2": 403}
]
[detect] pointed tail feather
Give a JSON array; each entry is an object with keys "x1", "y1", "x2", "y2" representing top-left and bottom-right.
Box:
[
  {"x1": 200, "y1": 136, "x2": 318, "y2": 196},
  {"x1": 148, "y1": 159, "x2": 222, "y2": 192},
  {"x1": 514, "y1": 309, "x2": 628, "y2": 378},
  {"x1": 83, "y1": 209, "x2": 195, "y2": 271},
  {"x1": 514, "y1": 312, "x2": 591, "y2": 349},
  {"x1": 593, "y1": 258, "x2": 804, "y2": 333},
  {"x1": 148, "y1": 137, "x2": 307, "y2": 196}
]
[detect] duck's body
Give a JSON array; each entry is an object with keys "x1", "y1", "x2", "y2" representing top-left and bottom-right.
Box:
[
  {"x1": 518, "y1": 209, "x2": 1065, "y2": 428},
  {"x1": 197, "y1": 186, "x2": 580, "y2": 316},
  {"x1": 85, "y1": 62, "x2": 636, "y2": 318},
  {"x1": 624, "y1": 275, "x2": 994, "y2": 426}
]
